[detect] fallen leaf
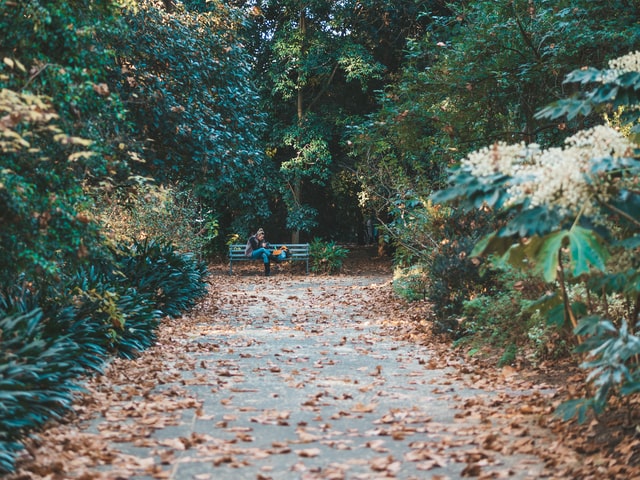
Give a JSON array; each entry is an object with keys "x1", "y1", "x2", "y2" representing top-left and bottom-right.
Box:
[{"x1": 297, "y1": 448, "x2": 321, "y2": 458}]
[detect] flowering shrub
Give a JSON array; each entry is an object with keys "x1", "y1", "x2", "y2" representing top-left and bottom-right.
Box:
[
  {"x1": 434, "y1": 51, "x2": 640, "y2": 421},
  {"x1": 462, "y1": 125, "x2": 635, "y2": 218}
]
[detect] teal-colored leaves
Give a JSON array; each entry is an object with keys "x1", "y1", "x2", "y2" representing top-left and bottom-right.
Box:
[
  {"x1": 567, "y1": 226, "x2": 608, "y2": 277},
  {"x1": 525, "y1": 226, "x2": 608, "y2": 283},
  {"x1": 472, "y1": 225, "x2": 609, "y2": 283}
]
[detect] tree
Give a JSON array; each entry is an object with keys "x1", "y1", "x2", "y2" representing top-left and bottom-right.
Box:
[
  {"x1": 350, "y1": 0, "x2": 640, "y2": 265},
  {"x1": 237, "y1": 0, "x2": 434, "y2": 242},
  {"x1": 106, "y1": 0, "x2": 273, "y2": 237}
]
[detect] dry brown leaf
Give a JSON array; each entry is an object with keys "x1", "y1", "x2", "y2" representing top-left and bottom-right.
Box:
[
  {"x1": 297, "y1": 448, "x2": 321, "y2": 458},
  {"x1": 351, "y1": 402, "x2": 377, "y2": 413}
]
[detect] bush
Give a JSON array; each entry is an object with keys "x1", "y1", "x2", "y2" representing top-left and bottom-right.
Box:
[
  {"x1": 61, "y1": 265, "x2": 161, "y2": 361},
  {"x1": 455, "y1": 265, "x2": 569, "y2": 365},
  {"x1": 433, "y1": 52, "x2": 640, "y2": 420},
  {"x1": 112, "y1": 238, "x2": 209, "y2": 318},
  {"x1": 0, "y1": 309, "x2": 85, "y2": 473},
  {"x1": 425, "y1": 209, "x2": 498, "y2": 335},
  {"x1": 392, "y1": 265, "x2": 428, "y2": 302},
  {"x1": 309, "y1": 238, "x2": 349, "y2": 274},
  {"x1": 0, "y1": 238, "x2": 209, "y2": 473},
  {"x1": 94, "y1": 181, "x2": 214, "y2": 257}
]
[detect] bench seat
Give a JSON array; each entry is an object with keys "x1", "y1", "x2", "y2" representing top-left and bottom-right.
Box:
[{"x1": 229, "y1": 243, "x2": 310, "y2": 274}]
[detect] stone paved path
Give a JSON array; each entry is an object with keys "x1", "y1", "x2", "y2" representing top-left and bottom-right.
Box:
[
  {"x1": 25, "y1": 272, "x2": 551, "y2": 479},
  {"x1": 11, "y1": 270, "x2": 551, "y2": 480}
]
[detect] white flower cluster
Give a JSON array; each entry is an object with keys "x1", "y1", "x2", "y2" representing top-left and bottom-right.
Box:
[
  {"x1": 465, "y1": 141, "x2": 540, "y2": 178},
  {"x1": 608, "y1": 51, "x2": 640, "y2": 74},
  {"x1": 462, "y1": 125, "x2": 636, "y2": 217}
]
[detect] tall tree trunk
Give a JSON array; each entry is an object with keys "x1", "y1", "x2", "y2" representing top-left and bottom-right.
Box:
[{"x1": 292, "y1": 6, "x2": 306, "y2": 244}]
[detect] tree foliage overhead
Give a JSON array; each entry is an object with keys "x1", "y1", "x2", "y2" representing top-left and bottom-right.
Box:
[
  {"x1": 108, "y1": 1, "x2": 273, "y2": 231},
  {"x1": 234, "y1": 0, "x2": 437, "y2": 240},
  {"x1": 350, "y1": 0, "x2": 640, "y2": 255}
]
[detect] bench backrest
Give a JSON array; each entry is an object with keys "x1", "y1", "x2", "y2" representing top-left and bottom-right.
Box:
[
  {"x1": 229, "y1": 243, "x2": 309, "y2": 259},
  {"x1": 229, "y1": 244, "x2": 248, "y2": 258},
  {"x1": 272, "y1": 244, "x2": 309, "y2": 258}
]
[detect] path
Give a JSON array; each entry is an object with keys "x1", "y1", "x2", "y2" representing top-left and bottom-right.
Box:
[{"x1": 8, "y1": 268, "x2": 555, "y2": 479}]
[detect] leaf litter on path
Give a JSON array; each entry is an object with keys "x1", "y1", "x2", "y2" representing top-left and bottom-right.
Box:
[{"x1": 7, "y1": 257, "x2": 635, "y2": 479}]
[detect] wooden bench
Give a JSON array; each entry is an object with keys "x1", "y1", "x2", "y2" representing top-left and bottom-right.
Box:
[{"x1": 229, "y1": 243, "x2": 310, "y2": 275}]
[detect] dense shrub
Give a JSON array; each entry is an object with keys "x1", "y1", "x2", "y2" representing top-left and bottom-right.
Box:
[
  {"x1": 309, "y1": 239, "x2": 349, "y2": 275},
  {"x1": 392, "y1": 265, "x2": 428, "y2": 302},
  {"x1": 0, "y1": 309, "x2": 85, "y2": 473},
  {"x1": 93, "y1": 181, "x2": 216, "y2": 257},
  {"x1": 456, "y1": 265, "x2": 566, "y2": 365},
  {"x1": 0, "y1": 239, "x2": 209, "y2": 473},
  {"x1": 433, "y1": 52, "x2": 640, "y2": 420},
  {"x1": 113, "y1": 239, "x2": 209, "y2": 318},
  {"x1": 424, "y1": 208, "x2": 498, "y2": 335}
]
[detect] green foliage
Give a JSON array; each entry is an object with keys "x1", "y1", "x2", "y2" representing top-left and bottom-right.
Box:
[
  {"x1": 457, "y1": 264, "x2": 568, "y2": 365},
  {"x1": 240, "y1": 0, "x2": 431, "y2": 239},
  {"x1": 498, "y1": 343, "x2": 518, "y2": 368},
  {"x1": 113, "y1": 239, "x2": 209, "y2": 318},
  {"x1": 0, "y1": 238, "x2": 208, "y2": 472},
  {"x1": 427, "y1": 232, "x2": 492, "y2": 335},
  {"x1": 61, "y1": 265, "x2": 159, "y2": 360},
  {"x1": 433, "y1": 49, "x2": 640, "y2": 420},
  {"x1": 348, "y1": 1, "x2": 639, "y2": 360},
  {"x1": 0, "y1": 309, "x2": 85, "y2": 473},
  {"x1": 571, "y1": 317, "x2": 640, "y2": 417},
  {"x1": 94, "y1": 180, "x2": 214, "y2": 256},
  {"x1": 309, "y1": 238, "x2": 349, "y2": 275},
  {"x1": 0, "y1": 89, "x2": 105, "y2": 288},
  {"x1": 351, "y1": 0, "x2": 640, "y2": 262},
  {"x1": 0, "y1": 0, "x2": 135, "y2": 290},
  {"x1": 391, "y1": 202, "x2": 497, "y2": 335},
  {"x1": 472, "y1": 226, "x2": 610, "y2": 284},
  {"x1": 0, "y1": 0, "x2": 135, "y2": 182},
  {"x1": 537, "y1": 67, "x2": 640, "y2": 140},
  {"x1": 392, "y1": 265, "x2": 428, "y2": 302},
  {"x1": 285, "y1": 203, "x2": 319, "y2": 234},
  {"x1": 109, "y1": 0, "x2": 273, "y2": 235}
]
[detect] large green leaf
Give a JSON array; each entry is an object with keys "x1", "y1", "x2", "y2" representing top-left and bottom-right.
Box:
[
  {"x1": 526, "y1": 231, "x2": 566, "y2": 282},
  {"x1": 567, "y1": 226, "x2": 608, "y2": 277},
  {"x1": 524, "y1": 226, "x2": 609, "y2": 283}
]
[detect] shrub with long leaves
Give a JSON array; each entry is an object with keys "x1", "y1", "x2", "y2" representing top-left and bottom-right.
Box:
[
  {"x1": 0, "y1": 309, "x2": 84, "y2": 473},
  {"x1": 113, "y1": 239, "x2": 209, "y2": 318},
  {"x1": 61, "y1": 265, "x2": 162, "y2": 360},
  {"x1": 309, "y1": 239, "x2": 349, "y2": 275},
  {"x1": 0, "y1": 238, "x2": 209, "y2": 473}
]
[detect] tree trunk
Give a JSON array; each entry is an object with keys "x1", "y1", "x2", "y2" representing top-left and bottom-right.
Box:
[{"x1": 292, "y1": 6, "x2": 306, "y2": 244}]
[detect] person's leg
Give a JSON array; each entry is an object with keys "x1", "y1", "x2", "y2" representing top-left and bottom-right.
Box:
[
  {"x1": 251, "y1": 248, "x2": 272, "y2": 276},
  {"x1": 261, "y1": 251, "x2": 271, "y2": 276},
  {"x1": 251, "y1": 248, "x2": 267, "y2": 260}
]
